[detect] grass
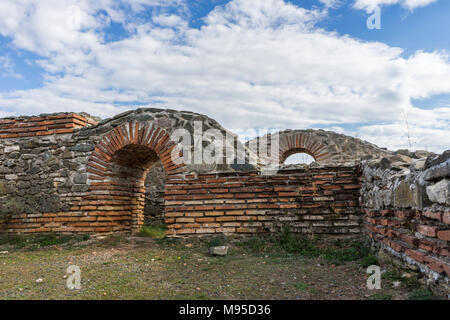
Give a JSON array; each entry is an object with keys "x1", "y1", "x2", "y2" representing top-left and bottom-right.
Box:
[
  {"x1": 0, "y1": 233, "x2": 90, "y2": 250},
  {"x1": 369, "y1": 293, "x2": 393, "y2": 300},
  {"x1": 407, "y1": 287, "x2": 439, "y2": 300},
  {"x1": 0, "y1": 235, "x2": 436, "y2": 300},
  {"x1": 233, "y1": 226, "x2": 375, "y2": 267},
  {"x1": 293, "y1": 282, "x2": 309, "y2": 291},
  {"x1": 381, "y1": 268, "x2": 421, "y2": 289},
  {"x1": 204, "y1": 235, "x2": 228, "y2": 248},
  {"x1": 266, "y1": 226, "x2": 374, "y2": 266},
  {"x1": 138, "y1": 224, "x2": 167, "y2": 239},
  {"x1": 0, "y1": 229, "x2": 442, "y2": 300}
]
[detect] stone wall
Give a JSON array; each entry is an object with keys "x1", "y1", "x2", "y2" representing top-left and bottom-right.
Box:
[
  {"x1": 360, "y1": 151, "x2": 450, "y2": 294},
  {"x1": 0, "y1": 109, "x2": 364, "y2": 237}
]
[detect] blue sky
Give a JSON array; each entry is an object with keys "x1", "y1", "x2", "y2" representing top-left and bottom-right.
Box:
[{"x1": 0, "y1": 0, "x2": 449, "y2": 152}]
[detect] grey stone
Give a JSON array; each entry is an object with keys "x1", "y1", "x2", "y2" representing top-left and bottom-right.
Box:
[
  {"x1": 5, "y1": 160, "x2": 16, "y2": 168},
  {"x1": 71, "y1": 143, "x2": 95, "y2": 152},
  {"x1": 22, "y1": 154, "x2": 37, "y2": 160},
  {"x1": 209, "y1": 246, "x2": 228, "y2": 256},
  {"x1": 395, "y1": 149, "x2": 411, "y2": 157},
  {"x1": 9, "y1": 152, "x2": 20, "y2": 159},
  {"x1": 62, "y1": 150, "x2": 74, "y2": 159},
  {"x1": 73, "y1": 173, "x2": 87, "y2": 184},
  {"x1": 424, "y1": 150, "x2": 450, "y2": 169},
  {"x1": 27, "y1": 166, "x2": 41, "y2": 175},
  {"x1": 413, "y1": 150, "x2": 435, "y2": 159},
  {"x1": 411, "y1": 158, "x2": 426, "y2": 171},
  {"x1": 426, "y1": 179, "x2": 450, "y2": 205},
  {"x1": 71, "y1": 184, "x2": 90, "y2": 192},
  {"x1": 42, "y1": 151, "x2": 52, "y2": 162},
  {"x1": 423, "y1": 159, "x2": 450, "y2": 181},
  {"x1": 379, "y1": 157, "x2": 391, "y2": 170},
  {"x1": 4, "y1": 145, "x2": 19, "y2": 153}
]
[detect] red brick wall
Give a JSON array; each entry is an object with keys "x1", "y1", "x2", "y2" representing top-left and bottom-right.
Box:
[
  {"x1": 0, "y1": 113, "x2": 97, "y2": 139},
  {"x1": 1, "y1": 166, "x2": 362, "y2": 236},
  {"x1": 364, "y1": 209, "x2": 450, "y2": 278},
  {"x1": 164, "y1": 167, "x2": 361, "y2": 236}
]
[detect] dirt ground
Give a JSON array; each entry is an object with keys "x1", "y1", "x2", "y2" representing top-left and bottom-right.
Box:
[{"x1": 0, "y1": 234, "x2": 441, "y2": 300}]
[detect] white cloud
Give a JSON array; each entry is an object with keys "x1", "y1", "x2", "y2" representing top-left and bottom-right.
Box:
[
  {"x1": 353, "y1": 0, "x2": 438, "y2": 10},
  {"x1": 0, "y1": 56, "x2": 22, "y2": 79},
  {"x1": 0, "y1": 0, "x2": 448, "y2": 153},
  {"x1": 319, "y1": 0, "x2": 343, "y2": 8}
]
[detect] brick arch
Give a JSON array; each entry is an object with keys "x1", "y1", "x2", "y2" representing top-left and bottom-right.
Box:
[
  {"x1": 279, "y1": 132, "x2": 331, "y2": 164},
  {"x1": 84, "y1": 121, "x2": 187, "y2": 233}
]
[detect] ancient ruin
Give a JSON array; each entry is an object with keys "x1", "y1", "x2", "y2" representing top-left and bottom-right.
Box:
[{"x1": 0, "y1": 108, "x2": 448, "y2": 293}]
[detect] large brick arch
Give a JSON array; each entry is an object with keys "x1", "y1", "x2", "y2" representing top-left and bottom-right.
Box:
[
  {"x1": 84, "y1": 121, "x2": 186, "y2": 233},
  {"x1": 249, "y1": 129, "x2": 392, "y2": 168},
  {"x1": 278, "y1": 132, "x2": 331, "y2": 164}
]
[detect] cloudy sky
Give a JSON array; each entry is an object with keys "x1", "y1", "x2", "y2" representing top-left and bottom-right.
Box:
[{"x1": 0, "y1": 0, "x2": 449, "y2": 153}]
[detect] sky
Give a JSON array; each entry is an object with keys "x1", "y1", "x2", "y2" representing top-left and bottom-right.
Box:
[{"x1": 0, "y1": 0, "x2": 449, "y2": 153}]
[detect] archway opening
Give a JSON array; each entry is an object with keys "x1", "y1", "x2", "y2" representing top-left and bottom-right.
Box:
[
  {"x1": 282, "y1": 148, "x2": 316, "y2": 165},
  {"x1": 284, "y1": 152, "x2": 315, "y2": 165},
  {"x1": 143, "y1": 160, "x2": 166, "y2": 225},
  {"x1": 109, "y1": 144, "x2": 163, "y2": 233}
]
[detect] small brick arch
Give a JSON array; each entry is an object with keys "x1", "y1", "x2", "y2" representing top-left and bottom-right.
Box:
[
  {"x1": 279, "y1": 132, "x2": 331, "y2": 164},
  {"x1": 84, "y1": 121, "x2": 187, "y2": 233}
]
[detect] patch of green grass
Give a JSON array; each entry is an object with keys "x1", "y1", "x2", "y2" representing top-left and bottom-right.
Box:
[
  {"x1": 0, "y1": 233, "x2": 90, "y2": 250},
  {"x1": 382, "y1": 268, "x2": 421, "y2": 289},
  {"x1": 369, "y1": 292, "x2": 393, "y2": 300},
  {"x1": 204, "y1": 235, "x2": 227, "y2": 247},
  {"x1": 235, "y1": 236, "x2": 270, "y2": 253},
  {"x1": 279, "y1": 226, "x2": 320, "y2": 257},
  {"x1": 292, "y1": 282, "x2": 309, "y2": 291},
  {"x1": 360, "y1": 254, "x2": 378, "y2": 268},
  {"x1": 154, "y1": 237, "x2": 182, "y2": 248},
  {"x1": 139, "y1": 224, "x2": 167, "y2": 239},
  {"x1": 277, "y1": 226, "x2": 372, "y2": 265},
  {"x1": 407, "y1": 287, "x2": 438, "y2": 300}
]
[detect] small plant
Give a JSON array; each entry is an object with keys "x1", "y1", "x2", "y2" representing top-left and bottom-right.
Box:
[
  {"x1": 382, "y1": 268, "x2": 421, "y2": 289},
  {"x1": 293, "y1": 282, "x2": 309, "y2": 291},
  {"x1": 407, "y1": 287, "x2": 438, "y2": 300},
  {"x1": 279, "y1": 225, "x2": 320, "y2": 257},
  {"x1": 0, "y1": 233, "x2": 90, "y2": 250},
  {"x1": 139, "y1": 224, "x2": 167, "y2": 239},
  {"x1": 235, "y1": 236, "x2": 272, "y2": 253},
  {"x1": 369, "y1": 293, "x2": 393, "y2": 300},
  {"x1": 360, "y1": 254, "x2": 378, "y2": 268},
  {"x1": 205, "y1": 235, "x2": 227, "y2": 247}
]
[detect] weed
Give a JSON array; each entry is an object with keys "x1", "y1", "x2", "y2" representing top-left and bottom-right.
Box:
[
  {"x1": 0, "y1": 233, "x2": 90, "y2": 250},
  {"x1": 139, "y1": 224, "x2": 167, "y2": 239},
  {"x1": 408, "y1": 287, "x2": 438, "y2": 300},
  {"x1": 369, "y1": 293, "x2": 393, "y2": 300},
  {"x1": 205, "y1": 235, "x2": 227, "y2": 247},
  {"x1": 360, "y1": 255, "x2": 378, "y2": 268},
  {"x1": 235, "y1": 236, "x2": 269, "y2": 253},
  {"x1": 279, "y1": 225, "x2": 320, "y2": 257},
  {"x1": 382, "y1": 268, "x2": 421, "y2": 289},
  {"x1": 293, "y1": 282, "x2": 309, "y2": 291}
]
